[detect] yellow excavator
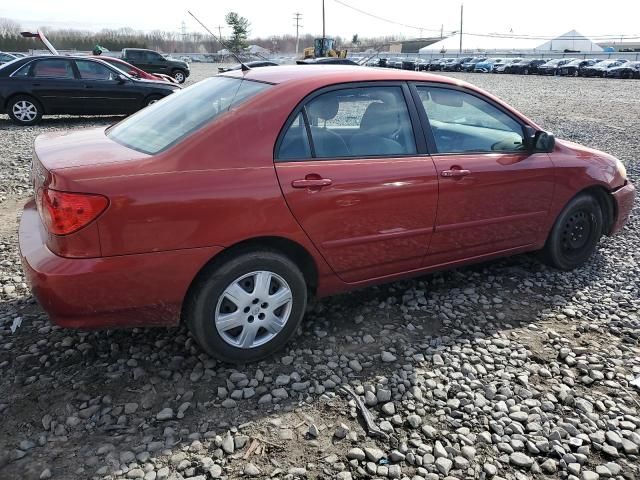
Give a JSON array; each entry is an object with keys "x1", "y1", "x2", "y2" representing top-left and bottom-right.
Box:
[{"x1": 303, "y1": 37, "x2": 347, "y2": 59}]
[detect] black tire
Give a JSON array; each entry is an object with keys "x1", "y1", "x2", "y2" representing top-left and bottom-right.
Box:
[
  {"x1": 541, "y1": 194, "x2": 603, "y2": 270},
  {"x1": 172, "y1": 69, "x2": 187, "y2": 83},
  {"x1": 7, "y1": 95, "x2": 43, "y2": 126},
  {"x1": 144, "y1": 94, "x2": 163, "y2": 107},
  {"x1": 185, "y1": 250, "x2": 307, "y2": 363}
]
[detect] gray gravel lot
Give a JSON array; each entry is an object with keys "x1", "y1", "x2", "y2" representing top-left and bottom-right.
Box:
[{"x1": 0, "y1": 64, "x2": 638, "y2": 480}]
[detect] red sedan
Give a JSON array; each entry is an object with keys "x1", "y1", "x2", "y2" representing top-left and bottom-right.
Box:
[
  {"x1": 98, "y1": 56, "x2": 178, "y2": 84},
  {"x1": 19, "y1": 66, "x2": 635, "y2": 363}
]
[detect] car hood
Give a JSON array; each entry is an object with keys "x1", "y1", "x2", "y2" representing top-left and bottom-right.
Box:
[
  {"x1": 34, "y1": 127, "x2": 149, "y2": 171},
  {"x1": 133, "y1": 78, "x2": 181, "y2": 88}
]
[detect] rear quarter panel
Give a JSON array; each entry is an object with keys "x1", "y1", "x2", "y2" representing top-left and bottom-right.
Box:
[{"x1": 54, "y1": 83, "x2": 337, "y2": 286}]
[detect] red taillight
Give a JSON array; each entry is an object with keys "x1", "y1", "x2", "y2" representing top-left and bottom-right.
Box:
[{"x1": 38, "y1": 188, "x2": 108, "y2": 235}]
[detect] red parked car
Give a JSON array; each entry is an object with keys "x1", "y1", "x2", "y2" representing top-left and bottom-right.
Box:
[
  {"x1": 98, "y1": 56, "x2": 179, "y2": 85},
  {"x1": 19, "y1": 66, "x2": 635, "y2": 363}
]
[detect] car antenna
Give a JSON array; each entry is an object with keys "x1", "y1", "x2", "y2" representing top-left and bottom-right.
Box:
[{"x1": 187, "y1": 10, "x2": 251, "y2": 72}]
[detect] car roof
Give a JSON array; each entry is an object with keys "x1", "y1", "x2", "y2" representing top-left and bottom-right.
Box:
[{"x1": 221, "y1": 64, "x2": 464, "y2": 86}]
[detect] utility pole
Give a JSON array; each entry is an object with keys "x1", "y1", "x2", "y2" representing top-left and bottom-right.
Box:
[
  {"x1": 322, "y1": 0, "x2": 326, "y2": 39},
  {"x1": 216, "y1": 25, "x2": 224, "y2": 50},
  {"x1": 293, "y1": 12, "x2": 303, "y2": 56},
  {"x1": 180, "y1": 20, "x2": 187, "y2": 52},
  {"x1": 459, "y1": 3, "x2": 463, "y2": 54},
  {"x1": 440, "y1": 24, "x2": 443, "y2": 39}
]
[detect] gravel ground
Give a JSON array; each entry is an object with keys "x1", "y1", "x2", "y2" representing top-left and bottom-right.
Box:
[{"x1": 0, "y1": 64, "x2": 639, "y2": 480}]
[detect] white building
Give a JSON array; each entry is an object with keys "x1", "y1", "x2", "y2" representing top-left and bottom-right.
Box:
[{"x1": 419, "y1": 30, "x2": 603, "y2": 54}]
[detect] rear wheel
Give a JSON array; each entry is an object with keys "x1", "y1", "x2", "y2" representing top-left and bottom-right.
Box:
[
  {"x1": 8, "y1": 95, "x2": 43, "y2": 126},
  {"x1": 541, "y1": 194, "x2": 603, "y2": 270},
  {"x1": 185, "y1": 250, "x2": 307, "y2": 363}
]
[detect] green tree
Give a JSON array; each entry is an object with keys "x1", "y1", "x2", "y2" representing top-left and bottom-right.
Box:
[
  {"x1": 351, "y1": 34, "x2": 359, "y2": 46},
  {"x1": 225, "y1": 12, "x2": 250, "y2": 53}
]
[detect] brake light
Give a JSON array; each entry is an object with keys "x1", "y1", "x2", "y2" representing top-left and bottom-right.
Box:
[{"x1": 38, "y1": 189, "x2": 108, "y2": 235}]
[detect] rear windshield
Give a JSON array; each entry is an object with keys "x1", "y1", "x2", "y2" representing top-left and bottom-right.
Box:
[{"x1": 107, "y1": 76, "x2": 271, "y2": 154}]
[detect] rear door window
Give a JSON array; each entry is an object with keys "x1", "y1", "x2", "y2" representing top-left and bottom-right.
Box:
[
  {"x1": 277, "y1": 85, "x2": 417, "y2": 160},
  {"x1": 126, "y1": 51, "x2": 143, "y2": 62},
  {"x1": 32, "y1": 59, "x2": 75, "y2": 79},
  {"x1": 278, "y1": 113, "x2": 311, "y2": 160}
]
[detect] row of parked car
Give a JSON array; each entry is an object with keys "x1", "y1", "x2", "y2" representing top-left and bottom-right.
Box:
[{"x1": 367, "y1": 56, "x2": 640, "y2": 79}]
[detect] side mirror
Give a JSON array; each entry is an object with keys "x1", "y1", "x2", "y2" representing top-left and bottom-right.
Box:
[
  {"x1": 524, "y1": 126, "x2": 555, "y2": 152},
  {"x1": 535, "y1": 131, "x2": 555, "y2": 152},
  {"x1": 116, "y1": 74, "x2": 127, "y2": 84}
]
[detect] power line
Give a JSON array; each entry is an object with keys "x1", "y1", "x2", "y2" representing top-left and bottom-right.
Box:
[
  {"x1": 330, "y1": 0, "x2": 640, "y2": 41},
  {"x1": 332, "y1": 0, "x2": 446, "y2": 34}
]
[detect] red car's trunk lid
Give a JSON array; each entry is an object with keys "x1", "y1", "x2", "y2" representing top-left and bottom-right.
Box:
[{"x1": 34, "y1": 127, "x2": 148, "y2": 172}]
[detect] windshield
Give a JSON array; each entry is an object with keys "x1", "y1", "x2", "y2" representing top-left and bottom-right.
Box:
[{"x1": 108, "y1": 76, "x2": 271, "y2": 155}]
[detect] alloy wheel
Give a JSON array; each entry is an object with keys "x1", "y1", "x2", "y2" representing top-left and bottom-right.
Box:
[
  {"x1": 214, "y1": 270, "x2": 293, "y2": 349},
  {"x1": 174, "y1": 72, "x2": 185, "y2": 82},
  {"x1": 12, "y1": 100, "x2": 37, "y2": 122}
]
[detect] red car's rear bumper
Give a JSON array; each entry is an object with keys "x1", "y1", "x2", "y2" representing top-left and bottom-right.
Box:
[
  {"x1": 610, "y1": 181, "x2": 635, "y2": 235},
  {"x1": 19, "y1": 199, "x2": 222, "y2": 328}
]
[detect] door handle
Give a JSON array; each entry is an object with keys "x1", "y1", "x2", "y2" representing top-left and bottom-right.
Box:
[
  {"x1": 291, "y1": 178, "x2": 332, "y2": 188},
  {"x1": 441, "y1": 169, "x2": 471, "y2": 178}
]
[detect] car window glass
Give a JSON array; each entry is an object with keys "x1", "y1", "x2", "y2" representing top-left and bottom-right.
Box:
[
  {"x1": 417, "y1": 86, "x2": 524, "y2": 154},
  {"x1": 303, "y1": 86, "x2": 416, "y2": 159},
  {"x1": 76, "y1": 60, "x2": 117, "y2": 80},
  {"x1": 12, "y1": 63, "x2": 31, "y2": 77},
  {"x1": 108, "y1": 77, "x2": 270, "y2": 155},
  {"x1": 127, "y1": 51, "x2": 142, "y2": 61},
  {"x1": 146, "y1": 52, "x2": 163, "y2": 62},
  {"x1": 278, "y1": 113, "x2": 311, "y2": 160},
  {"x1": 32, "y1": 59, "x2": 74, "y2": 79}
]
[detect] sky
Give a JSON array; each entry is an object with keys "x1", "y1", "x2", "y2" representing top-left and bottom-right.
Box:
[{"x1": 2, "y1": 0, "x2": 639, "y2": 41}]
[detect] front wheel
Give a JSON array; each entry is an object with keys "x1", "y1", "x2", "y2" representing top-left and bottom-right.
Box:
[
  {"x1": 144, "y1": 94, "x2": 163, "y2": 107},
  {"x1": 172, "y1": 70, "x2": 186, "y2": 83},
  {"x1": 185, "y1": 250, "x2": 307, "y2": 363},
  {"x1": 541, "y1": 194, "x2": 603, "y2": 270}
]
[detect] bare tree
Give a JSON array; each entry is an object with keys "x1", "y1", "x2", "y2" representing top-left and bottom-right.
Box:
[{"x1": 0, "y1": 17, "x2": 20, "y2": 36}]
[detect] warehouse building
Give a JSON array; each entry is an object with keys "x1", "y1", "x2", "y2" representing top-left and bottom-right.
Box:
[{"x1": 419, "y1": 30, "x2": 604, "y2": 54}]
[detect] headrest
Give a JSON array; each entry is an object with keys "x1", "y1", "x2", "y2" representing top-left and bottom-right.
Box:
[
  {"x1": 360, "y1": 102, "x2": 400, "y2": 136},
  {"x1": 307, "y1": 95, "x2": 339, "y2": 120}
]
